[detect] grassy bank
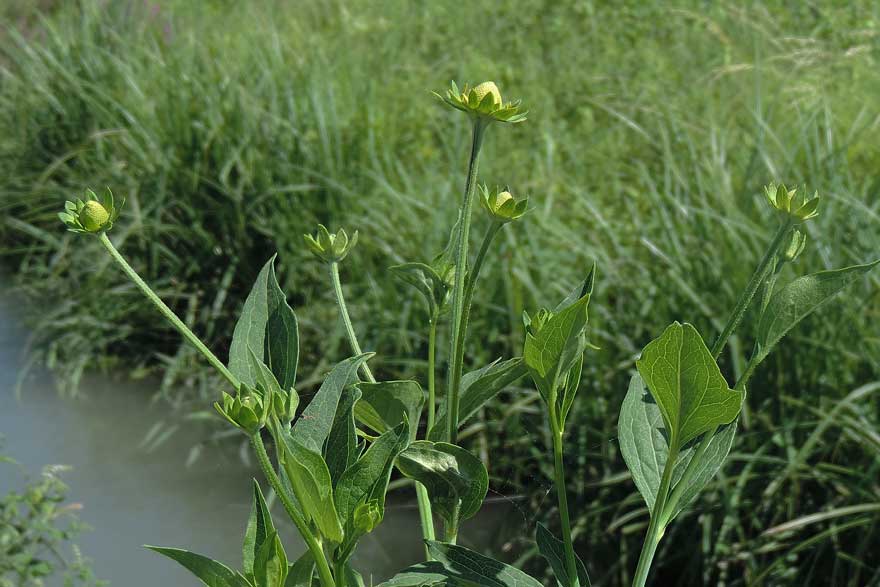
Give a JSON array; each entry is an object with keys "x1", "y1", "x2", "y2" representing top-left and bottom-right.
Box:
[{"x1": 2, "y1": 1, "x2": 879, "y2": 584}]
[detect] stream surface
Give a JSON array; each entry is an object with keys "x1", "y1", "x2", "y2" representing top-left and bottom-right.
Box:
[{"x1": 0, "y1": 293, "x2": 515, "y2": 586}]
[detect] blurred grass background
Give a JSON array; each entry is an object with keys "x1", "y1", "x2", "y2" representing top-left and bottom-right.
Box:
[{"x1": 1, "y1": 0, "x2": 880, "y2": 585}]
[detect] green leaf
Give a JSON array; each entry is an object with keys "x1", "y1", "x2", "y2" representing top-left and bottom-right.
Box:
[
  {"x1": 254, "y1": 531, "x2": 288, "y2": 587},
  {"x1": 326, "y1": 387, "x2": 362, "y2": 483},
  {"x1": 243, "y1": 480, "x2": 277, "y2": 579},
  {"x1": 524, "y1": 294, "x2": 591, "y2": 400},
  {"x1": 285, "y1": 552, "x2": 314, "y2": 587},
  {"x1": 636, "y1": 322, "x2": 743, "y2": 447},
  {"x1": 265, "y1": 267, "x2": 299, "y2": 392},
  {"x1": 559, "y1": 353, "x2": 584, "y2": 428},
  {"x1": 429, "y1": 358, "x2": 528, "y2": 441},
  {"x1": 335, "y1": 421, "x2": 410, "y2": 551},
  {"x1": 618, "y1": 373, "x2": 737, "y2": 518},
  {"x1": 535, "y1": 523, "x2": 591, "y2": 587},
  {"x1": 396, "y1": 441, "x2": 488, "y2": 524},
  {"x1": 754, "y1": 260, "x2": 880, "y2": 365},
  {"x1": 228, "y1": 256, "x2": 298, "y2": 391},
  {"x1": 292, "y1": 354, "x2": 371, "y2": 453},
  {"x1": 279, "y1": 439, "x2": 344, "y2": 543},
  {"x1": 355, "y1": 380, "x2": 425, "y2": 439},
  {"x1": 229, "y1": 257, "x2": 277, "y2": 387},
  {"x1": 248, "y1": 349, "x2": 284, "y2": 398},
  {"x1": 146, "y1": 547, "x2": 249, "y2": 587},
  {"x1": 377, "y1": 541, "x2": 544, "y2": 587},
  {"x1": 553, "y1": 263, "x2": 596, "y2": 313}
]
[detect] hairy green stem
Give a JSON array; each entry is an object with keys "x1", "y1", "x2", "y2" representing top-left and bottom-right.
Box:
[
  {"x1": 445, "y1": 119, "x2": 487, "y2": 447},
  {"x1": 415, "y1": 317, "x2": 439, "y2": 557},
  {"x1": 251, "y1": 434, "x2": 336, "y2": 587},
  {"x1": 709, "y1": 221, "x2": 792, "y2": 359},
  {"x1": 329, "y1": 261, "x2": 376, "y2": 383},
  {"x1": 99, "y1": 232, "x2": 239, "y2": 388},
  {"x1": 549, "y1": 401, "x2": 579, "y2": 587},
  {"x1": 632, "y1": 432, "x2": 681, "y2": 587}
]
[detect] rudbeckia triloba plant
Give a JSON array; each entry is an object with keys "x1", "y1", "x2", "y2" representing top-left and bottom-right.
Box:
[{"x1": 60, "y1": 81, "x2": 878, "y2": 587}]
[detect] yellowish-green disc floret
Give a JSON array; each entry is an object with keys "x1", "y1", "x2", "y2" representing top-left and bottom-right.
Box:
[
  {"x1": 79, "y1": 200, "x2": 110, "y2": 232},
  {"x1": 472, "y1": 81, "x2": 502, "y2": 107}
]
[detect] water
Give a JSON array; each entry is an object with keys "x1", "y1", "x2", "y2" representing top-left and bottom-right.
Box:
[{"x1": 0, "y1": 294, "x2": 515, "y2": 586}]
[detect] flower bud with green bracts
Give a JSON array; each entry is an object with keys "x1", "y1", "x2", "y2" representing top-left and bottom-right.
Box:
[
  {"x1": 303, "y1": 224, "x2": 359, "y2": 263},
  {"x1": 435, "y1": 80, "x2": 527, "y2": 124},
  {"x1": 480, "y1": 185, "x2": 529, "y2": 223},
  {"x1": 214, "y1": 384, "x2": 270, "y2": 434},
  {"x1": 764, "y1": 183, "x2": 819, "y2": 223},
  {"x1": 59, "y1": 188, "x2": 125, "y2": 234}
]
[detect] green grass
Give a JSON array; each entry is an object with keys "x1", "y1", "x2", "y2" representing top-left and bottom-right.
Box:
[{"x1": 2, "y1": 1, "x2": 880, "y2": 584}]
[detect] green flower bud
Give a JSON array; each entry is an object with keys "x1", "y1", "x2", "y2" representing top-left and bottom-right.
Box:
[
  {"x1": 523, "y1": 308, "x2": 553, "y2": 336},
  {"x1": 472, "y1": 81, "x2": 502, "y2": 108},
  {"x1": 353, "y1": 500, "x2": 382, "y2": 534},
  {"x1": 59, "y1": 188, "x2": 125, "y2": 234},
  {"x1": 214, "y1": 384, "x2": 270, "y2": 434},
  {"x1": 480, "y1": 186, "x2": 528, "y2": 223},
  {"x1": 435, "y1": 80, "x2": 527, "y2": 124},
  {"x1": 80, "y1": 201, "x2": 110, "y2": 232},
  {"x1": 272, "y1": 387, "x2": 300, "y2": 423},
  {"x1": 303, "y1": 224, "x2": 359, "y2": 264},
  {"x1": 782, "y1": 228, "x2": 807, "y2": 262},
  {"x1": 764, "y1": 183, "x2": 819, "y2": 223}
]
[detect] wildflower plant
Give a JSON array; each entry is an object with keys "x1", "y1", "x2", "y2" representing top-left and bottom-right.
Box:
[{"x1": 59, "y1": 80, "x2": 879, "y2": 587}]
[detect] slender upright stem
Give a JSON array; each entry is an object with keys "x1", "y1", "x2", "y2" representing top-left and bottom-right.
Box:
[
  {"x1": 329, "y1": 261, "x2": 376, "y2": 383},
  {"x1": 251, "y1": 434, "x2": 336, "y2": 587},
  {"x1": 414, "y1": 316, "x2": 439, "y2": 558},
  {"x1": 632, "y1": 433, "x2": 680, "y2": 587},
  {"x1": 427, "y1": 317, "x2": 438, "y2": 429},
  {"x1": 445, "y1": 119, "x2": 487, "y2": 447},
  {"x1": 709, "y1": 221, "x2": 792, "y2": 359},
  {"x1": 550, "y1": 403, "x2": 579, "y2": 587},
  {"x1": 98, "y1": 232, "x2": 239, "y2": 388},
  {"x1": 452, "y1": 222, "x2": 502, "y2": 375}
]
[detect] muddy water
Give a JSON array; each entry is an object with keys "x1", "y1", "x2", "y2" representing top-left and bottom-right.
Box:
[{"x1": 0, "y1": 294, "x2": 516, "y2": 586}]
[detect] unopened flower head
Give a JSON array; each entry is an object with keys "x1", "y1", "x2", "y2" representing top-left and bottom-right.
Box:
[
  {"x1": 435, "y1": 80, "x2": 527, "y2": 124},
  {"x1": 59, "y1": 188, "x2": 124, "y2": 234},
  {"x1": 304, "y1": 224, "x2": 359, "y2": 263},
  {"x1": 764, "y1": 183, "x2": 819, "y2": 223},
  {"x1": 480, "y1": 185, "x2": 528, "y2": 223},
  {"x1": 214, "y1": 384, "x2": 270, "y2": 434}
]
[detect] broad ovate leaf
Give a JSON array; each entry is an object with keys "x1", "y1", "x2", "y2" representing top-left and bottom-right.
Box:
[
  {"x1": 378, "y1": 541, "x2": 543, "y2": 587},
  {"x1": 535, "y1": 523, "x2": 592, "y2": 587},
  {"x1": 429, "y1": 358, "x2": 527, "y2": 441},
  {"x1": 395, "y1": 441, "x2": 488, "y2": 524},
  {"x1": 754, "y1": 260, "x2": 880, "y2": 366},
  {"x1": 335, "y1": 421, "x2": 410, "y2": 552},
  {"x1": 285, "y1": 552, "x2": 314, "y2": 587},
  {"x1": 325, "y1": 387, "x2": 362, "y2": 484},
  {"x1": 619, "y1": 373, "x2": 737, "y2": 518},
  {"x1": 146, "y1": 546, "x2": 249, "y2": 587},
  {"x1": 229, "y1": 256, "x2": 299, "y2": 390},
  {"x1": 636, "y1": 322, "x2": 743, "y2": 447},
  {"x1": 243, "y1": 480, "x2": 277, "y2": 579},
  {"x1": 355, "y1": 380, "x2": 425, "y2": 439},
  {"x1": 291, "y1": 353, "x2": 370, "y2": 453},
  {"x1": 279, "y1": 439, "x2": 344, "y2": 544}
]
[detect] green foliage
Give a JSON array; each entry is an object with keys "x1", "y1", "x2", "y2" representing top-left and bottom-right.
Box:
[
  {"x1": 396, "y1": 441, "x2": 489, "y2": 525},
  {"x1": 0, "y1": 451, "x2": 104, "y2": 587},
  {"x1": 635, "y1": 322, "x2": 743, "y2": 447},
  {"x1": 379, "y1": 541, "x2": 543, "y2": 587},
  {"x1": 535, "y1": 524, "x2": 592, "y2": 587}
]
